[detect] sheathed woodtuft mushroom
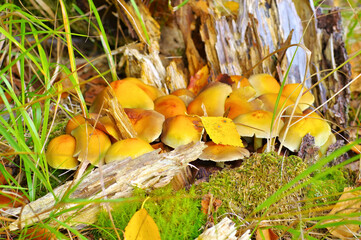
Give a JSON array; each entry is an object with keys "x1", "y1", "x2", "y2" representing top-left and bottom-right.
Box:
[
  {"x1": 187, "y1": 82, "x2": 232, "y2": 117},
  {"x1": 161, "y1": 115, "x2": 203, "y2": 148},
  {"x1": 45, "y1": 134, "x2": 79, "y2": 169},
  {"x1": 71, "y1": 123, "x2": 111, "y2": 165},
  {"x1": 105, "y1": 138, "x2": 154, "y2": 164},
  {"x1": 154, "y1": 95, "x2": 187, "y2": 119},
  {"x1": 279, "y1": 110, "x2": 331, "y2": 152},
  {"x1": 125, "y1": 108, "x2": 165, "y2": 143}
]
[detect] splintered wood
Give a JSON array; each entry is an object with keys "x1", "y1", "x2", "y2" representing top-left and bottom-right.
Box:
[
  {"x1": 104, "y1": 89, "x2": 137, "y2": 139},
  {"x1": 3, "y1": 142, "x2": 205, "y2": 230}
]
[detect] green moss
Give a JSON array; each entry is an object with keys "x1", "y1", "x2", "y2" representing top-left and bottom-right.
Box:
[
  {"x1": 94, "y1": 186, "x2": 206, "y2": 240},
  {"x1": 197, "y1": 152, "x2": 309, "y2": 222},
  {"x1": 305, "y1": 168, "x2": 354, "y2": 204}
]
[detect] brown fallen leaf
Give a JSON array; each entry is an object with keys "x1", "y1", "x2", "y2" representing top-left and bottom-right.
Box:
[
  {"x1": 22, "y1": 227, "x2": 56, "y2": 240},
  {"x1": 0, "y1": 191, "x2": 28, "y2": 209},
  {"x1": 256, "y1": 227, "x2": 278, "y2": 240},
  {"x1": 124, "y1": 208, "x2": 161, "y2": 240},
  {"x1": 201, "y1": 194, "x2": 222, "y2": 215},
  {"x1": 324, "y1": 187, "x2": 361, "y2": 239}
]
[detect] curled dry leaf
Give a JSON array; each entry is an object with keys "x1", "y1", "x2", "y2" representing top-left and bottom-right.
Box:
[{"x1": 324, "y1": 187, "x2": 361, "y2": 239}]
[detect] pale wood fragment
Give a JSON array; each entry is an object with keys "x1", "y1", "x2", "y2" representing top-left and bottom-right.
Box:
[{"x1": 3, "y1": 142, "x2": 206, "y2": 231}]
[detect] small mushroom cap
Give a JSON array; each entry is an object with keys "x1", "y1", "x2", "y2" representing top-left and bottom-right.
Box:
[
  {"x1": 123, "y1": 77, "x2": 163, "y2": 100},
  {"x1": 248, "y1": 74, "x2": 280, "y2": 97},
  {"x1": 45, "y1": 134, "x2": 79, "y2": 169},
  {"x1": 125, "y1": 108, "x2": 165, "y2": 143},
  {"x1": 187, "y1": 82, "x2": 232, "y2": 116},
  {"x1": 171, "y1": 88, "x2": 195, "y2": 106},
  {"x1": 154, "y1": 95, "x2": 187, "y2": 119},
  {"x1": 89, "y1": 88, "x2": 108, "y2": 114},
  {"x1": 281, "y1": 83, "x2": 315, "y2": 111},
  {"x1": 230, "y1": 75, "x2": 250, "y2": 88},
  {"x1": 199, "y1": 141, "x2": 250, "y2": 162},
  {"x1": 161, "y1": 115, "x2": 203, "y2": 148},
  {"x1": 97, "y1": 116, "x2": 121, "y2": 141},
  {"x1": 233, "y1": 110, "x2": 284, "y2": 138},
  {"x1": 71, "y1": 123, "x2": 112, "y2": 165},
  {"x1": 279, "y1": 110, "x2": 331, "y2": 152},
  {"x1": 105, "y1": 138, "x2": 154, "y2": 164},
  {"x1": 258, "y1": 93, "x2": 303, "y2": 116},
  {"x1": 65, "y1": 113, "x2": 99, "y2": 135},
  {"x1": 110, "y1": 80, "x2": 154, "y2": 110},
  {"x1": 225, "y1": 87, "x2": 263, "y2": 119}
]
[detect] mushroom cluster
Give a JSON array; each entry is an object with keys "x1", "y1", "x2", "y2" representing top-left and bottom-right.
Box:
[{"x1": 46, "y1": 74, "x2": 333, "y2": 170}]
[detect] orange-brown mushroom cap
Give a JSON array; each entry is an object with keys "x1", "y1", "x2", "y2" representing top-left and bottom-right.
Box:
[
  {"x1": 233, "y1": 110, "x2": 284, "y2": 138},
  {"x1": 187, "y1": 82, "x2": 232, "y2": 117},
  {"x1": 281, "y1": 83, "x2": 315, "y2": 111},
  {"x1": 248, "y1": 74, "x2": 280, "y2": 97},
  {"x1": 154, "y1": 95, "x2": 187, "y2": 119},
  {"x1": 65, "y1": 113, "x2": 99, "y2": 135},
  {"x1": 225, "y1": 87, "x2": 263, "y2": 119},
  {"x1": 171, "y1": 88, "x2": 195, "y2": 106},
  {"x1": 199, "y1": 141, "x2": 250, "y2": 162},
  {"x1": 258, "y1": 93, "x2": 302, "y2": 116},
  {"x1": 45, "y1": 134, "x2": 79, "y2": 169},
  {"x1": 279, "y1": 110, "x2": 331, "y2": 152},
  {"x1": 71, "y1": 123, "x2": 112, "y2": 165},
  {"x1": 109, "y1": 80, "x2": 154, "y2": 110},
  {"x1": 123, "y1": 77, "x2": 163, "y2": 101},
  {"x1": 161, "y1": 115, "x2": 203, "y2": 148},
  {"x1": 125, "y1": 108, "x2": 165, "y2": 143},
  {"x1": 105, "y1": 138, "x2": 154, "y2": 164}
]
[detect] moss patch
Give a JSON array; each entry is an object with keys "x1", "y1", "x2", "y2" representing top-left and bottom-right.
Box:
[
  {"x1": 94, "y1": 186, "x2": 206, "y2": 240},
  {"x1": 197, "y1": 152, "x2": 309, "y2": 222}
]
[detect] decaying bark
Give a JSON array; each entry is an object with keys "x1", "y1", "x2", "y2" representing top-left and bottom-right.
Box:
[
  {"x1": 173, "y1": 0, "x2": 351, "y2": 137},
  {"x1": 3, "y1": 142, "x2": 205, "y2": 230}
]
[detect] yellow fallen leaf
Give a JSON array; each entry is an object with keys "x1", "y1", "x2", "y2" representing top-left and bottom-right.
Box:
[
  {"x1": 324, "y1": 187, "x2": 361, "y2": 239},
  {"x1": 124, "y1": 208, "x2": 161, "y2": 240},
  {"x1": 201, "y1": 117, "x2": 244, "y2": 147}
]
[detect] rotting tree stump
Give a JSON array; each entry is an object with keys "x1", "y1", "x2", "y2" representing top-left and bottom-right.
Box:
[{"x1": 4, "y1": 0, "x2": 353, "y2": 231}]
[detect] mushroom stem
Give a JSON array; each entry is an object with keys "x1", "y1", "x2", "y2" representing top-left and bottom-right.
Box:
[{"x1": 254, "y1": 137, "x2": 263, "y2": 151}]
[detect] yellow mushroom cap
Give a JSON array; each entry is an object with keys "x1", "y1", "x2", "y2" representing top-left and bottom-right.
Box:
[
  {"x1": 110, "y1": 80, "x2": 154, "y2": 110},
  {"x1": 279, "y1": 110, "x2": 331, "y2": 152},
  {"x1": 105, "y1": 138, "x2": 154, "y2": 164},
  {"x1": 225, "y1": 87, "x2": 263, "y2": 119},
  {"x1": 65, "y1": 113, "x2": 99, "y2": 135},
  {"x1": 122, "y1": 77, "x2": 163, "y2": 101},
  {"x1": 233, "y1": 110, "x2": 284, "y2": 138},
  {"x1": 258, "y1": 93, "x2": 303, "y2": 116},
  {"x1": 89, "y1": 88, "x2": 107, "y2": 114},
  {"x1": 170, "y1": 88, "x2": 195, "y2": 106},
  {"x1": 281, "y1": 83, "x2": 315, "y2": 111},
  {"x1": 45, "y1": 134, "x2": 79, "y2": 169},
  {"x1": 187, "y1": 82, "x2": 232, "y2": 117},
  {"x1": 248, "y1": 74, "x2": 280, "y2": 97},
  {"x1": 161, "y1": 115, "x2": 203, "y2": 148},
  {"x1": 71, "y1": 123, "x2": 112, "y2": 165},
  {"x1": 96, "y1": 116, "x2": 121, "y2": 142},
  {"x1": 125, "y1": 108, "x2": 165, "y2": 143},
  {"x1": 154, "y1": 95, "x2": 187, "y2": 119},
  {"x1": 199, "y1": 141, "x2": 250, "y2": 162}
]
